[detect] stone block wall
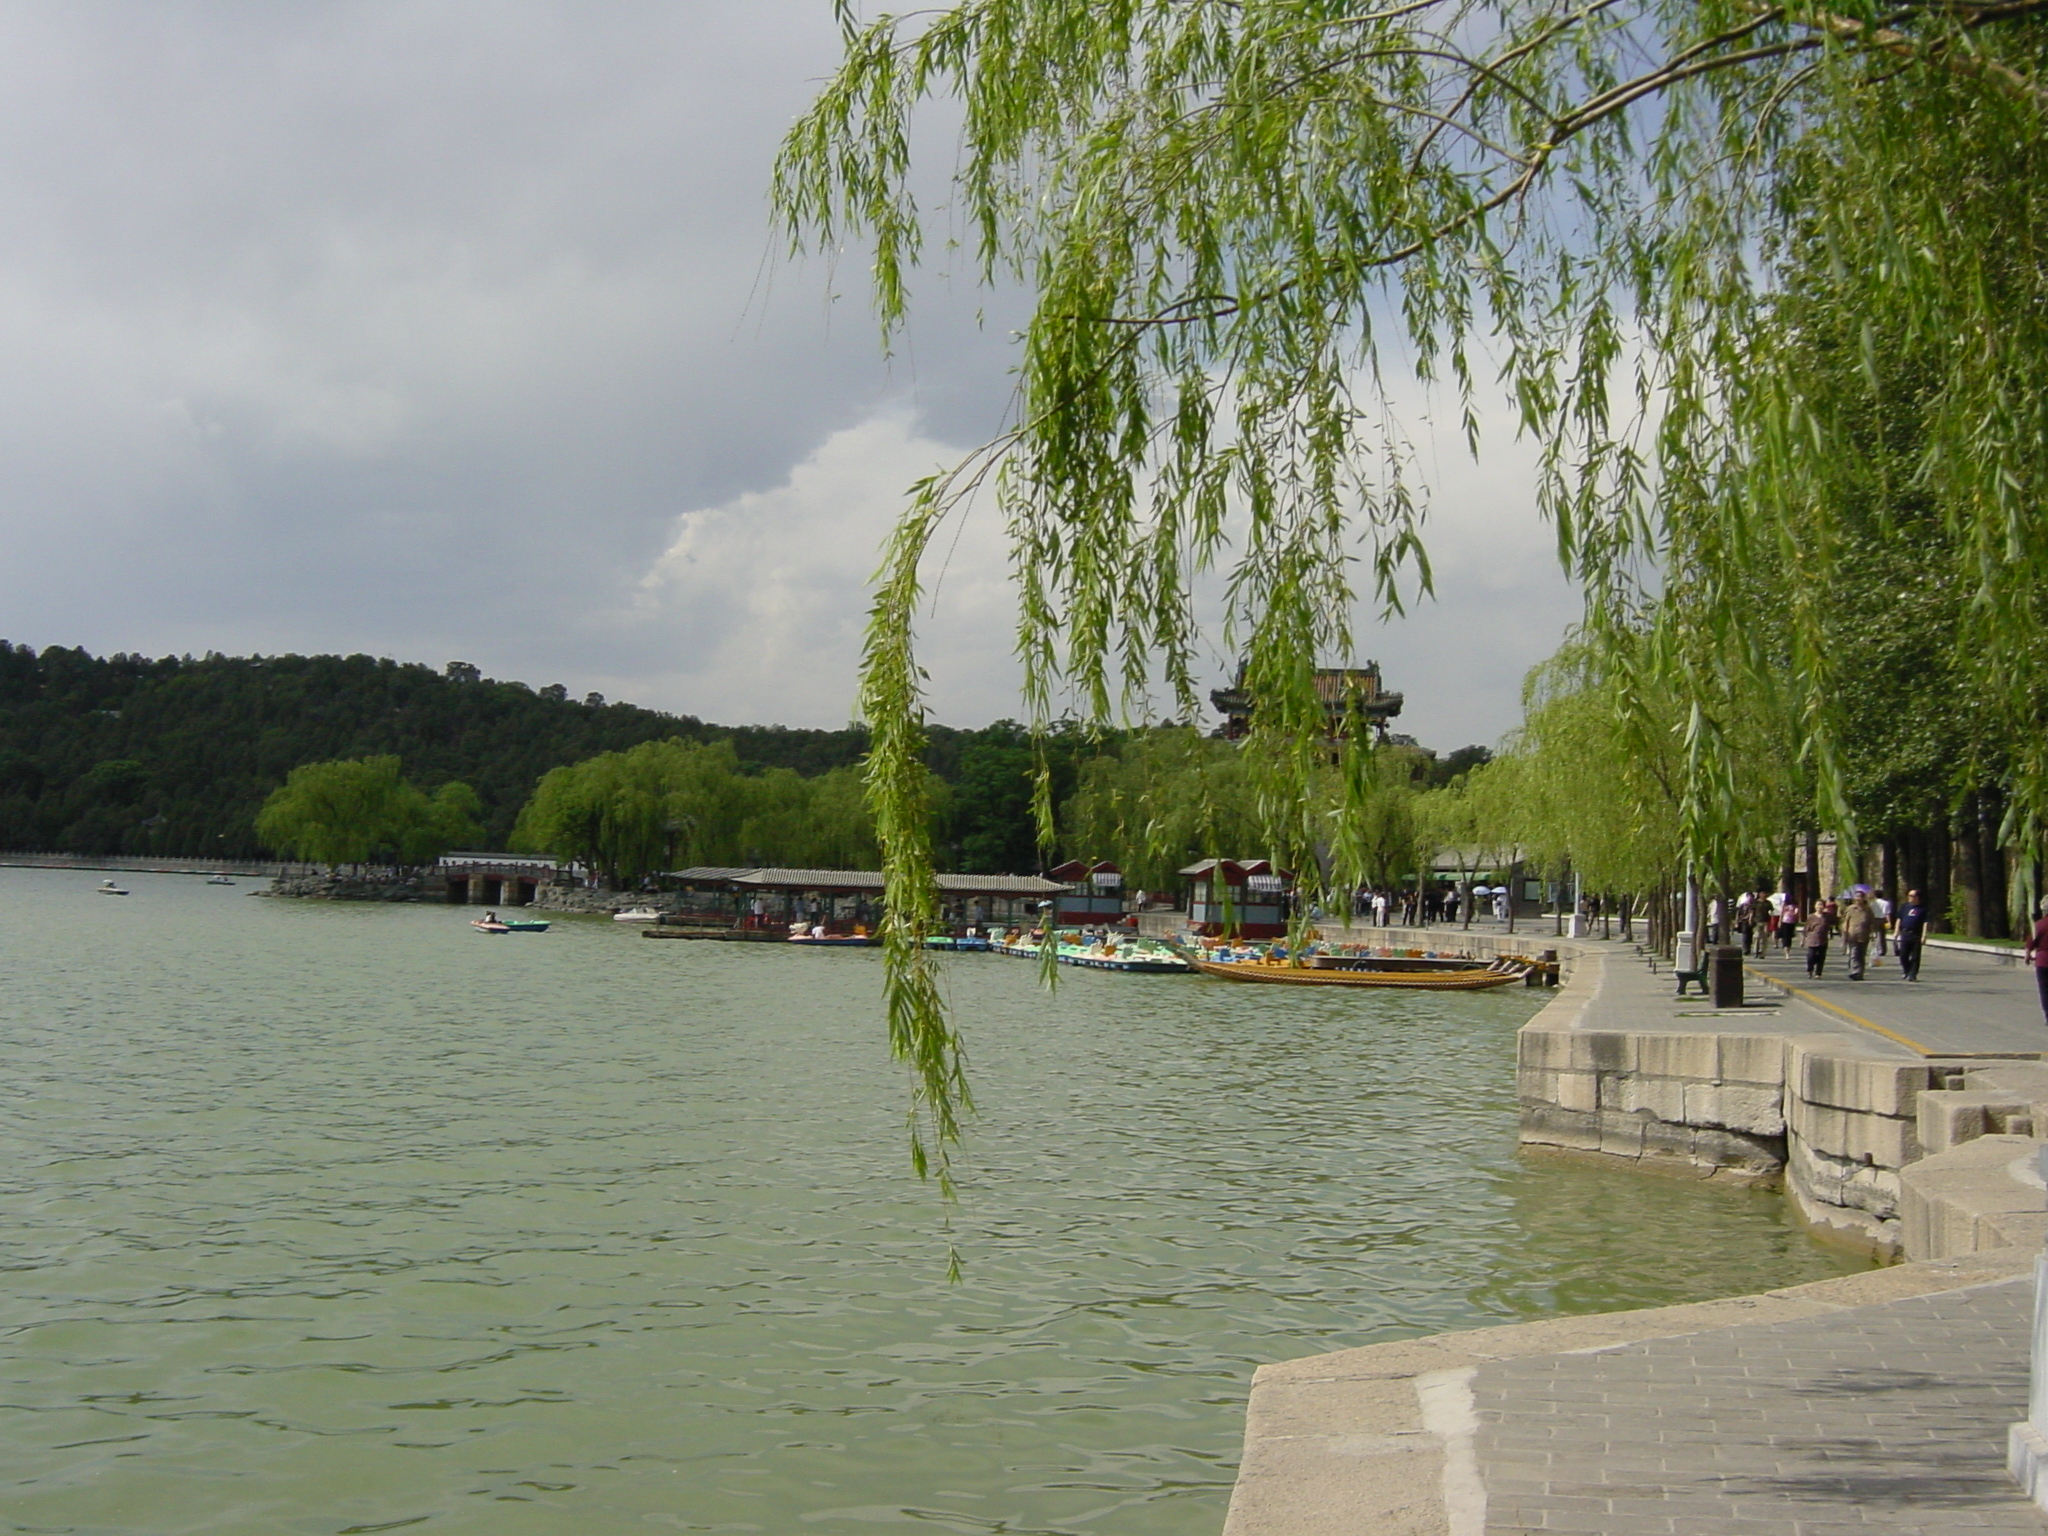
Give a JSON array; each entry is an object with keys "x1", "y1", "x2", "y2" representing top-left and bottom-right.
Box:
[
  {"x1": 1513, "y1": 945, "x2": 2048, "y2": 1256},
  {"x1": 1518, "y1": 1023, "x2": 1789, "y2": 1179}
]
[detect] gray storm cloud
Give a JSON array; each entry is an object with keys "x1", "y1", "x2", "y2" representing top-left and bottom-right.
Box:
[{"x1": 0, "y1": 0, "x2": 1577, "y2": 751}]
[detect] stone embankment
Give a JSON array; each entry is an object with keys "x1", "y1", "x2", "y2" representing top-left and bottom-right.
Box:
[
  {"x1": 261, "y1": 871, "x2": 431, "y2": 901},
  {"x1": 1511, "y1": 931, "x2": 2048, "y2": 1259},
  {"x1": 527, "y1": 886, "x2": 666, "y2": 916},
  {"x1": 258, "y1": 873, "x2": 699, "y2": 918}
]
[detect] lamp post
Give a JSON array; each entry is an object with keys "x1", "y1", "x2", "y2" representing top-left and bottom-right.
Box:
[{"x1": 1676, "y1": 866, "x2": 1701, "y2": 975}]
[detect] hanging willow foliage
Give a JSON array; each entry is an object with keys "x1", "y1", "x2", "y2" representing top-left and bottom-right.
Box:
[{"x1": 775, "y1": 0, "x2": 2048, "y2": 1175}]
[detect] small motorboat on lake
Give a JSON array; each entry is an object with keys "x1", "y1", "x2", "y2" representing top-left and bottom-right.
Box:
[
  {"x1": 97, "y1": 879, "x2": 129, "y2": 896},
  {"x1": 206, "y1": 874, "x2": 236, "y2": 886},
  {"x1": 613, "y1": 906, "x2": 663, "y2": 924},
  {"x1": 472, "y1": 918, "x2": 511, "y2": 934}
]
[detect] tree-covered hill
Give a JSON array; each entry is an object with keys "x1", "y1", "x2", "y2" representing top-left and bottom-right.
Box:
[
  {"x1": 0, "y1": 642, "x2": 924, "y2": 858},
  {"x1": 0, "y1": 641, "x2": 1488, "y2": 872}
]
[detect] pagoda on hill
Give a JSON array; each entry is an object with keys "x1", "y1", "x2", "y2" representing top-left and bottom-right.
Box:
[{"x1": 1209, "y1": 661, "x2": 1404, "y2": 742}]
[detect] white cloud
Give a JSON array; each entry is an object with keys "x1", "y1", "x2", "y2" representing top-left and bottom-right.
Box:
[{"x1": 621, "y1": 410, "x2": 1021, "y2": 727}]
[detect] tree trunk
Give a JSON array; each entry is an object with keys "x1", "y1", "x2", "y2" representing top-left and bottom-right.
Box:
[
  {"x1": 1980, "y1": 786, "x2": 2011, "y2": 939},
  {"x1": 1957, "y1": 790, "x2": 1986, "y2": 938},
  {"x1": 1901, "y1": 825, "x2": 1930, "y2": 909},
  {"x1": 1930, "y1": 806, "x2": 1954, "y2": 933}
]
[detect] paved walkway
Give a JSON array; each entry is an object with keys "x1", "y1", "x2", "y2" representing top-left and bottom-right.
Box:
[
  {"x1": 1477, "y1": 1274, "x2": 2042, "y2": 1534},
  {"x1": 1742, "y1": 942, "x2": 2048, "y2": 1058},
  {"x1": 1224, "y1": 1253, "x2": 2048, "y2": 1536},
  {"x1": 1377, "y1": 917, "x2": 2048, "y2": 1058}
]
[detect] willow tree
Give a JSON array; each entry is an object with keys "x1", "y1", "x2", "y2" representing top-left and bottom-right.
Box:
[
  {"x1": 512, "y1": 739, "x2": 756, "y2": 884},
  {"x1": 256, "y1": 757, "x2": 479, "y2": 868},
  {"x1": 1061, "y1": 726, "x2": 1264, "y2": 889},
  {"x1": 777, "y1": 0, "x2": 2048, "y2": 1177}
]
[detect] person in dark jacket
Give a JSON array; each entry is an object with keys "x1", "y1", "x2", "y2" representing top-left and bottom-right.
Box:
[
  {"x1": 2025, "y1": 899, "x2": 2048, "y2": 1026},
  {"x1": 1895, "y1": 889, "x2": 1930, "y2": 981},
  {"x1": 1841, "y1": 893, "x2": 1879, "y2": 981},
  {"x1": 1802, "y1": 904, "x2": 1834, "y2": 978}
]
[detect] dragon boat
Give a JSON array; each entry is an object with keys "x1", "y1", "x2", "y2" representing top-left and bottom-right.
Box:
[{"x1": 1173, "y1": 939, "x2": 1530, "y2": 990}]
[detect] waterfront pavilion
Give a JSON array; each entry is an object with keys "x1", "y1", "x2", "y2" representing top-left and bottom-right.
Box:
[{"x1": 671, "y1": 867, "x2": 1067, "y2": 932}]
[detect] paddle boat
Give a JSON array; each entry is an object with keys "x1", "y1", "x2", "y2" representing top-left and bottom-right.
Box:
[
  {"x1": 991, "y1": 926, "x2": 1190, "y2": 972},
  {"x1": 788, "y1": 922, "x2": 879, "y2": 947},
  {"x1": 470, "y1": 910, "x2": 546, "y2": 934},
  {"x1": 925, "y1": 930, "x2": 994, "y2": 952}
]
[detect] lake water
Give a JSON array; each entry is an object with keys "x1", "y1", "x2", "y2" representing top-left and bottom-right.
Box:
[{"x1": 0, "y1": 868, "x2": 1869, "y2": 1535}]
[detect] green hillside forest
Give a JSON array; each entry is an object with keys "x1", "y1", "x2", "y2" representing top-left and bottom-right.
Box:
[
  {"x1": 0, "y1": 641, "x2": 1488, "y2": 878},
  {"x1": 0, "y1": 642, "x2": 1061, "y2": 869}
]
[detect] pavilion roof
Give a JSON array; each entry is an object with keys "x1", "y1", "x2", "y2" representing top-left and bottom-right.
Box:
[{"x1": 678, "y1": 867, "x2": 1066, "y2": 898}]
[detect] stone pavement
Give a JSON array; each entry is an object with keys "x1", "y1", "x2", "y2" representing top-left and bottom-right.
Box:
[
  {"x1": 1222, "y1": 1250, "x2": 2048, "y2": 1536},
  {"x1": 1402, "y1": 916, "x2": 2048, "y2": 1058},
  {"x1": 1476, "y1": 1274, "x2": 2043, "y2": 1534},
  {"x1": 1743, "y1": 942, "x2": 2048, "y2": 1059}
]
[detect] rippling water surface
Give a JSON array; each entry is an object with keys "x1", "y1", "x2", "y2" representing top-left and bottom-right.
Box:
[{"x1": 0, "y1": 868, "x2": 1868, "y2": 1534}]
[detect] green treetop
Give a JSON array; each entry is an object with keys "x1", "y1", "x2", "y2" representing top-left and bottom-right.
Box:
[{"x1": 255, "y1": 757, "x2": 481, "y2": 869}]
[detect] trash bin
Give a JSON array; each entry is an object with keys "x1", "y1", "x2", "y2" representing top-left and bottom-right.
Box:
[{"x1": 1710, "y1": 944, "x2": 1744, "y2": 1009}]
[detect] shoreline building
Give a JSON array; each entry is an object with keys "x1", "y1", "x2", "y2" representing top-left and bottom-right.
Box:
[{"x1": 1210, "y1": 662, "x2": 1405, "y2": 742}]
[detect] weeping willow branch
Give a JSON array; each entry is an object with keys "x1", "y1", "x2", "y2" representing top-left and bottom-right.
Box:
[
  {"x1": 860, "y1": 479, "x2": 972, "y2": 1191},
  {"x1": 784, "y1": 0, "x2": 2048, "y2": 1170}
]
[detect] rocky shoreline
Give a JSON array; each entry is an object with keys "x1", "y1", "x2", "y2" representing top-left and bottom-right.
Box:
[
  {"x1": 259, "y1": 872, "x2": 665, "y2": 915},
  {"x1": 260, "y1": 871, "x2": 431, "y2": 901},
  {"x1": 526, "y1": 886, "x2": 661, "y2": 915}
]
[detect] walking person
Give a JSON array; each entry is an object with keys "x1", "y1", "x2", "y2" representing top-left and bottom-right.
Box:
[
  {"x1": 1802, "y1": 902, "x2": 1834, "y2": 978},
  {"x1": 1841, "y1": 892, "x2": 1878, "y2": 980},
  {"x1": 1895, "y1": 888, "x2": 1930, "y2": 981},
  {"x1": 2025, "y1": 899, "x2": 2048, "y2": 1027},
  {"x1": 1776, "y1": 896, "x2": 1801, "y2": 957},
  {"x1": 1872, "y1": 890, "x2": 1893, "y2": 957}
]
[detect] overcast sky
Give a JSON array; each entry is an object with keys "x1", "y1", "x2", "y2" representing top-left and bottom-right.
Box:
[{"x1": 0, "y1": 1, "x2": 1580, "y2": 753}]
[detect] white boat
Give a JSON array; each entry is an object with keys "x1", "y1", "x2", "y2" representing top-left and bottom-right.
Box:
[
  {"x1": 613, "y1": 906, "x2": 662, "y2": 923},
  {"x1": 97, "y1": 879, "x2": 129, "y2": 896},
  {"x1": 206, "y1": 874, "x2": 236, "y2": 886}
]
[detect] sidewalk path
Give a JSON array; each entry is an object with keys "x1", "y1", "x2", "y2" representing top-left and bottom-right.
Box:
[
  {"x1": 1477, "y1": 1273, "x2": 2042, "y2": 1533},
  {"x1": 1223, "y1": 1251, "x2": 2048, "y2": 1536},
  {"x1": 1743, "y1": 943, "x2": 2048, "y2": 1058},
  {"x1": 1390, "y1": 918, "x2": 2048, "y2": 1058}
]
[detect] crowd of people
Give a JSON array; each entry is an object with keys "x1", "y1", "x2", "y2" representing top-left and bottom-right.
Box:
[
  {"x1": 1708, "y1": 887, "x2": 1931, "y2": 982},
  {"x1": 1338, "y1": 878, "x2": 2048, "y2": 1031},
  {"x1": 1349, "y1": 886, "x2": 1472, "y2": 926}
]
